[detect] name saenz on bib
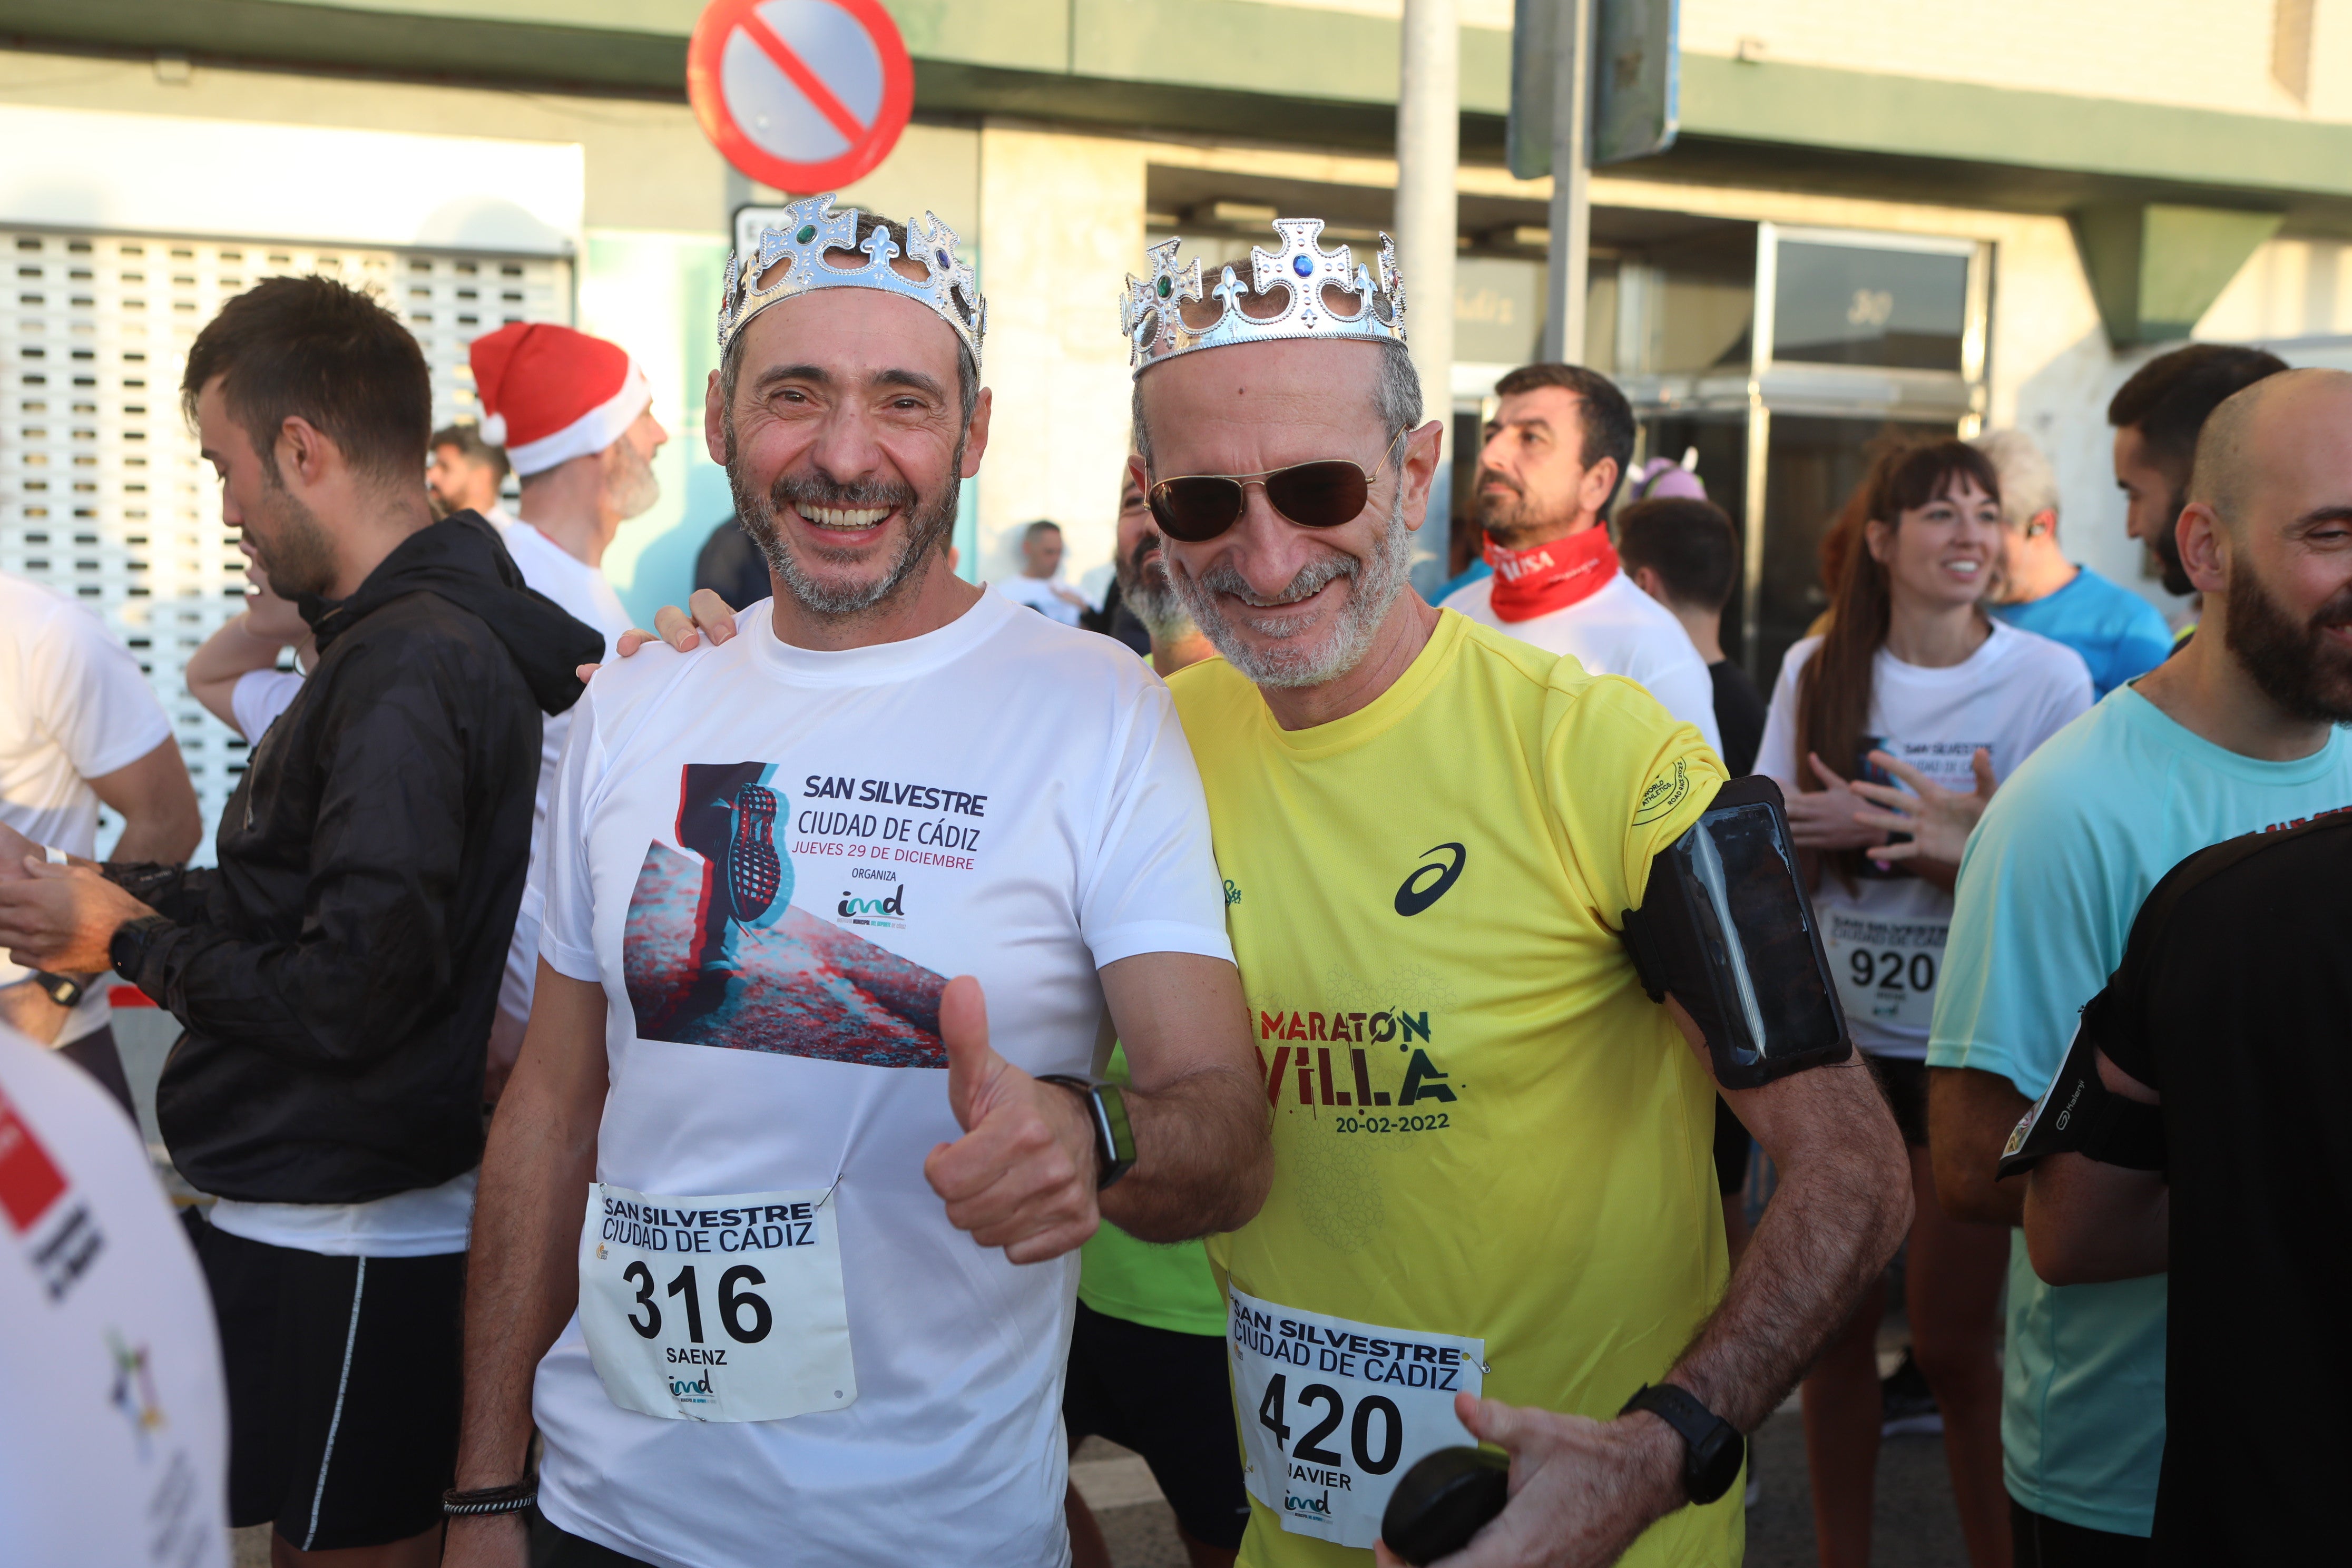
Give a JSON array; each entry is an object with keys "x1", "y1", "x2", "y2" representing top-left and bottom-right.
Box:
[
  {"x1": 597, "y1": 1194, "x2": 821, "y2": 1255},
  {"x1": 1233, "y1": 1304, "x2": 1472, "y2": 1390}
]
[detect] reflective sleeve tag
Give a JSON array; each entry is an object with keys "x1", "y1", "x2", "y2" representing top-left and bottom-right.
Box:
[
  {"x1": 1229, "y1": 1286, "x2": 1484, "y2": 1550},
  {"x1": 578, "y1": 1181, "x2": 856, "y2": 1423}
]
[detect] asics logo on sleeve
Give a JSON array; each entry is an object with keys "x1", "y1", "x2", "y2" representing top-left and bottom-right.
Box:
[{"x1": 1394, "y1": 843, "x2": 1466, "y2": 916}]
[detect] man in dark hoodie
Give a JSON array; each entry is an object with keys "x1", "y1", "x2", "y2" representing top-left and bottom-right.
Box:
[{"x1": 0, "y1": 274, "x2": 601, "y2": 1567}]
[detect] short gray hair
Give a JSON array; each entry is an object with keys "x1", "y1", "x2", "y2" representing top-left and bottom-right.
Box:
[
  {"x1": 1131, "y1": 338, "x2": 1423, "y2": 473},
  {"x1": 1970, "y1": 427, "x2": 2059, "y2": 533}
]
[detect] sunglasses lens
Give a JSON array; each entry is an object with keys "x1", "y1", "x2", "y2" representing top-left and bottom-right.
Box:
[
  {"x1": 1264, "y1": 461, "x2": 1369, "y2": 527},
  {"x1": 1151, "y1": 478, "x2": 1244, "y2": 542}
]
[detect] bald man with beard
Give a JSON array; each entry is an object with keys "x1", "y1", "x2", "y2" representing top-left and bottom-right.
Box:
[{"x1": 1925, "y1": 367, "x2": 2352, "y2": 1567}]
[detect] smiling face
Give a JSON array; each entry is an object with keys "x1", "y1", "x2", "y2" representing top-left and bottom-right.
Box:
[
  {"x1": 1865, "y1": 473, "x2": 2002, "y2": 613},
  {"x1": 1133, "y1": 337, "x2": 1436, "y2": 690},
  {"x1": 1112, "y1": 468, "x2": 1189, "y2": 635},
  {"x1": 2193, "y1": 372, "x2": 2352, "y2": 723},
  {"x1": 710, "y1": 287, "x2": 986, "y2": 619}
]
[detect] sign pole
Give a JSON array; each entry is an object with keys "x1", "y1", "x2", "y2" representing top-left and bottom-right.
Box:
[
  {"x1": 1396, "y1": 0, "x2": 1459, "y2": 595},
  {"x1": 1542, "y1": 0, "x2": 1593, "y2": 364}
]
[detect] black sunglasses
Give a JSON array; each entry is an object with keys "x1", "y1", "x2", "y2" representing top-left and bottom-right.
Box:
[{"x1": 1147, "y1": 428, "x2": 1410, "y2": 543}]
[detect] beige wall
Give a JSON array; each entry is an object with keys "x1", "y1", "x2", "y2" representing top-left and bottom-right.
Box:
[{"x1": 1682, "y1": 0, "x2": 2352, "y2": 121}]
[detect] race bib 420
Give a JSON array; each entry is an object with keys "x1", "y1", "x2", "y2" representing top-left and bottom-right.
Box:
[
  {"x1": 1229, "y1": 1287, "x2": 1485, "y2": 1550},
  {"x1": 578, "y1": 1181, "x2": 855, "y2": 1423}
]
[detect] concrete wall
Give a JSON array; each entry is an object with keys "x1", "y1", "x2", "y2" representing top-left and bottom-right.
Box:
[{"x1": 1682, "y1": 0, "x2": 2352, "y2": 121}]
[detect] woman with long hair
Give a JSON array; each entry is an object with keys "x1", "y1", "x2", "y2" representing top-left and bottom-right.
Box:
[{"x1": 1756, "y1": 439, "x2": 2092, "y2": 1568}]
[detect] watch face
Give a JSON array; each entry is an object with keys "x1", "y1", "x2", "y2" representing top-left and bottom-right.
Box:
[{"x1": 1689, "y1": 1430, "x2": 1745, "y2": 1505}]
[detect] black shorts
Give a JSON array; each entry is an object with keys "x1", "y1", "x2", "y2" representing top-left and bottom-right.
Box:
[
  {"x1": 1870, "y1": 1055, "x2": 1930, "y2": 1148},
  {"x1": 1064, "y1": 1300, "x2": 1251, "y2": 1550},
  {"x1": 1711, "y1": 1096, "x2": 1751, "y2": 1195},
  {"x1": 186, "y1": 1210, "x2": 465, "y2": 1550}
]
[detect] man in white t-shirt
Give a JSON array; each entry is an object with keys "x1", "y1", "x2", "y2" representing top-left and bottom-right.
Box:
[
  {"x1": 469, "y1": 323, "x2": 661, "y2": 1092},
  {"x1": 445, "y1": 198, "x2": 1270, "y2": 1568},
  {"x1": 0, "y1": 1022, "x2": 229, "y2": 1568},
  {"x1": 430, "y1": 421, "x2": 517, "y2": 530},
  {"x1": 0, "y1": 571, "x2": 201, "y2": 1113},
  {"x1": 1441, "y1": 364, "x2": 1723, "y2": 754},
  {"x1": 995, "y1": 518, "x2": 1093, "y2": 625}
]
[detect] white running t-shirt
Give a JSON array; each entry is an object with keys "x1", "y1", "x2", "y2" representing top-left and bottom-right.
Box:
[
  {"x1": 530, "y1": 588, "x2": 1233, "y2": 1567},
  {"x1": 0, "y1": 1029, "x2": 229, "y2": 1568},
  {"x1": 492, "y1": 518, "x2": 635, "y2": 1068},
  {"x1": 993, "y1": 572, "x2": 1089, "y2": 626},
  {"x1": 1442, "y1": 570, "x2": 1725, "y2": 756},
  {"x1": 1757, "y1": 621, "x2": 2091, "y2": 1057},
  {"x1": 0, "y1": 572, "x2": 175, "y2": 1046}
]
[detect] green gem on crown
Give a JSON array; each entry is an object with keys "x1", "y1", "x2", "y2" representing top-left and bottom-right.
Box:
[
  {"x1": 1156, "y1": 276, "x2": 1172, "y2": 299},
  {"x1": 796, "y1": 224, "x2": 817, "y2": 244}
]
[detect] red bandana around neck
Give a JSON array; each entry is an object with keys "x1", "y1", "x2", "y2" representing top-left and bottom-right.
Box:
[{"x1": 1482, "y1": 526, "x2": 1619, "y2": 623}]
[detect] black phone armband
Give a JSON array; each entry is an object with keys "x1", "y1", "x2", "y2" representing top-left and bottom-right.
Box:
[
  {"x1": 1619, "y1": 776, "x2": 1852, "y2": 1090},
  {"x1": 1996, "y1": 1025, "x2": 2165, "y2": 1180}
]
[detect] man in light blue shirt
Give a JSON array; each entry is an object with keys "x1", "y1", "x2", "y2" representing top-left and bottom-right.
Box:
[
  {"x1": 1975, "y1": 428, "x2": 2174, "y2": 699},
  {"x1": 1928, "y1": 370, "x2": 2352, "y2": 1562}
]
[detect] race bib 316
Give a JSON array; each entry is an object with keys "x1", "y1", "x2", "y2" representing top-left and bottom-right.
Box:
[{"x1": 578, "y1": 1181, "x2": 855, "y2": 1423}]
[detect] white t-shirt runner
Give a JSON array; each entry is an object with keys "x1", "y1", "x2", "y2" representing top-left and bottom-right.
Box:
[
  {"x1": 0, "y1": 1028, "x2": 228, "y2": 1568},
  {"x1": 1757, "y1": 622, "x2": 2091, "y2": 1057},
  {"x1": 0, "y1": 572, "x2": 175, "y2": 1046},
  {"x1": 529, "y1": 588, "x2": 1233, "y2": 1568},
  {"x1": 1442, "y1": 571, "x2": 1725, "y2": 757}
]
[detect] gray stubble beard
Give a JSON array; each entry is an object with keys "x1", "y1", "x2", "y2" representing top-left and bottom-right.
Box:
[{"x1": 1170, "y1": 497, "x2": 1412, "y2": 689}]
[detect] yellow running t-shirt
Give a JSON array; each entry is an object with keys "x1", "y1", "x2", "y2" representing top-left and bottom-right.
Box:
[{"x1": 1171, "y1": 611, "x2": 1738, "y2": 1568}]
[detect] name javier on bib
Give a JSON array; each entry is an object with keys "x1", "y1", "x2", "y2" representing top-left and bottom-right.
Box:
[{"x1": 1230, "y1": 1286, "x2": 1486, "y2": 1549}]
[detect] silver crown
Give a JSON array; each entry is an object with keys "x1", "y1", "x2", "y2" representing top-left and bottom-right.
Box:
[
  {"x1": 719, "y1": 193, "x2": 985, "y2": 366},
  {"x1": 1122, "y1": 219, "x2": 1405, "y2": 377}
]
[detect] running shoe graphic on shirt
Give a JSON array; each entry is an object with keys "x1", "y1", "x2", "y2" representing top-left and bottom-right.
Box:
[{"x1": 623, "y1": 765, "x2": 947, "y2": 1069}]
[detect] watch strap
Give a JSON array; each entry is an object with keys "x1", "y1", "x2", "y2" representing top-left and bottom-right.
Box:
[
  {"x1": 1038, "y1": 1074, "x2": 1136, "y2": 1190},
  {"x1": 1619, "y1": 1382, "x2": 1741, "y2": 1505},
  {"x1": 108, "y1": 914, "x2": 174, "y2": 985}
]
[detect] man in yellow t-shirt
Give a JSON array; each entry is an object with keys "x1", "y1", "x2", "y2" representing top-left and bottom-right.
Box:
[{"x1": 1123, "y1": 221, "x2": 1909, "y2": 1568}]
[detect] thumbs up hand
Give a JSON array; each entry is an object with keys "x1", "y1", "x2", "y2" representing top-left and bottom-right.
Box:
[{"x1": 923, "y1": 975, "x2": 1103, "y2": 1264}]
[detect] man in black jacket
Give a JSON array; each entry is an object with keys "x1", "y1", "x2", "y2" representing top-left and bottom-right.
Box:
[{"x1": 0, "y1": 275, "x2": 601, "y2": 1567}]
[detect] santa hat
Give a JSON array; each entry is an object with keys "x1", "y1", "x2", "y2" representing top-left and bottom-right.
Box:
[{"x1": 468, "y1": 323, "x2": 652, "y2": 478}]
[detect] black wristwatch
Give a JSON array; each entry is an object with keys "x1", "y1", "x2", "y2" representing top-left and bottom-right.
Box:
[
  {"x1": 107, "y1": 914, "x2": 175, "y2": 984},
  {"x1": 32, "y1": 971, "x2": 93, "y2": 1008},
  {"x1": 1620, "y1": 1383, "x2": 1743, "y2": 1505},
  {"x1": 1038, "y1": 1075, "x2": 1135, "y2": 1190}
]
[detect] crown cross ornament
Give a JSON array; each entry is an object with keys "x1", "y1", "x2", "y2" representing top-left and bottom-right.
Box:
[
  {"x1": 720, "y1": 193, "x2": 986, "y2": 367},
  {"x1": 1122, "y1": 218, "x2": 1405, "y2": 376}
]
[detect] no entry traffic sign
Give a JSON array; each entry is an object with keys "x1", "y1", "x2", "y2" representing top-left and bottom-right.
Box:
[{"x1": 688, "y1": 0, "x2": 915, "y2": 194}]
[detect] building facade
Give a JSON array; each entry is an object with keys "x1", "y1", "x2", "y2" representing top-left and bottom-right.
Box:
[{"x1": 5, "y1": 0, "x2": 2351, "y2": 845}]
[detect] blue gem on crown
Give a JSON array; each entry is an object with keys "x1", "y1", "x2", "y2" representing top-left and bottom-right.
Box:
[
  {"x1": 719, "y1": 193, "x2": 987, "y2": 367},
  {"x1": 1120, "y1": 218, "x2": 1406, "y2": 377}
]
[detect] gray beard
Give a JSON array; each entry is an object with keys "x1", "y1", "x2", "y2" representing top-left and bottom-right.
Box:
[
  {"x1": 1171, "y1": 498, "x2": 1412, "y2": 689},
  {"x1": 604, "y1": 434, "x2": 662, "y2": 523},
  {"x1": 729, "y1": 448, "x2": 961, "y2": 619},
  {"x1": 1119, "y1": 545, "x2": 1199, "y2": 646}
]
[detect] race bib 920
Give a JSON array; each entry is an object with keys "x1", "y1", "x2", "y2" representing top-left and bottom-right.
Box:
[
  {"x1": 1822, "y1": 910, "x2": 1947, "y2": 1033},
  {"x1": 578, "y1": 1181, "x2": 855, "y2": 1424},
  {"x1": 1229, "y1": 1287, "x2": 1485, "y2": 1549}
]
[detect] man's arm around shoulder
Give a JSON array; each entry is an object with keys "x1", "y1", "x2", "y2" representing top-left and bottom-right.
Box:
[{"x1": 445, "y1": 962, "x2": 609, "y2": 1568}]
